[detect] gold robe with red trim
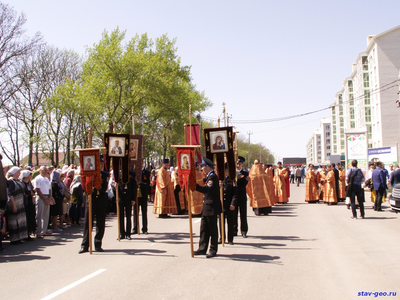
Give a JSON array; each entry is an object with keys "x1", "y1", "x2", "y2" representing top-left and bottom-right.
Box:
[
  {"x1": 153, "y1": 167, "x2": 177, "y2": 214},
  {"x1": 265, "y1": 167, "x2": 277, "y2": 204},
  {"x1": 323, "y1": 170, "x2": 337, "y2": 203},
  {"x1": 247, "y1": 164, "x2": 272, "y2": 208},
  {"x1": 274, "y1": 167, "x2": 289, "y2": 203},
  {"x1": 338, "y1": 169, "x2": 346, "y2": 200},
  {"x1": 305, "y1": 169, "x2": 319, "y2": 202}
]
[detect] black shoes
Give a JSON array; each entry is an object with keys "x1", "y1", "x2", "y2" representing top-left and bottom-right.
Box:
[
  {"x1": 351, "y1": 216, "x2": 357, "y2": 219},
  {"x1": 131, "y1": 230, "x2": 138, "y2": 235},
  {"x1": 95, "y1": 247, "x2": 104, "y2": 252},
  {"x1": 228, "y1": 242, "x2": 234, "y2": 245},
  {"x1": 193, "y1": 250, "x2": 206, "y2": 256},
  {"x1": 126, "y1": 236, "x2": 131, "y2": 240},
  {"x1": 206, "y1": 252, "x2": 216, "y2": 258},
  {"x1": 242, "y1": 232, "x2": 247, "y2": 238},
  {"x1": 143, "y1": 231, "x2": 148, "y2": 235},
  {"x1": 79, "y1": 247, "x2": 88, "y2": 254}
]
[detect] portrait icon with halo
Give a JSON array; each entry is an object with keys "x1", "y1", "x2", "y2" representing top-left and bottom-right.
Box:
[{"x1": 210, "y1": 130, "x2": 228, "y2": 153}]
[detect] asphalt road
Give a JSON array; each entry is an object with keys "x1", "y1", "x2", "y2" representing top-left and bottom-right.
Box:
[{"x1": 1, "y1": 183, "x2": 399, "y2": 300}]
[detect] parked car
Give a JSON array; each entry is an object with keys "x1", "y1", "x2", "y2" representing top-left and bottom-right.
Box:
[{"x1": 389, "y1": 184, "x2": 400, "y2": 213}]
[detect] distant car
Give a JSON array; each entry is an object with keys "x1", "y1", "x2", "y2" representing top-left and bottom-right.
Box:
[{"x1": 389, "y1": 184, "x2": 400, "y2": 213}]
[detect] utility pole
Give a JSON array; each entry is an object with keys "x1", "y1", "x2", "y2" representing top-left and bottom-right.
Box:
[
  {"x1": 247, "y1": 131, "x2": 252, "y2": 169},
  {"x1": 260, "y1": 143, "x2": 262, "y2": 162}
]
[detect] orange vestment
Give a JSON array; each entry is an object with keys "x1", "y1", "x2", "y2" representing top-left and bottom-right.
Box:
[
  {"x1": 323, "y1": 170, "x2": 337, "y2": 203},
  {"x1": 153, "y1": 168, "x2": 177, "y2": 214},
  {"x1": 305, "y1": 169, "x2": 319, "y2": 202},
  {"x1": 191, "y1": 171, "x2": 205, "y2": 215},
  {"x1": 246, "y1": 164, "x2": 272, "y2": 208},
  {"x1": 274, "y1": 167, "x2": 289, "y2": 203}
]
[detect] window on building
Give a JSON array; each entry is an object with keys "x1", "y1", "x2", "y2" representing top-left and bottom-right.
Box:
[
  {"x1": 350, "y1": 121, "x2": 355, "y2": 128},
  {"x1": 325, "y1": 125, "x2": 330, "y2": 130},
  {"x1": 367, "y1": 124, "x2": 372, "y2": 139},
  {"x1": 362, "y1": 56, "x2": 368, "y2": 71},
  {"x1": 363, "y1": 73, "x2": 370, "y2": 88},
  {"x1": 339, "y1": 94, "x2": 343, "y2": 104},
  {"x1": 334, "y1": 145, "x2": 337, "y2": 153},
  {"x1": 326, "y1": 139, "x2": 330, "y2": 143},
  {"x1": 364, "y1": 90, "x2": 370, "y2": 105},
  {"x1": 341, "y1": 143, "x2": 345, "y2": 150},
  {"x1": 332, "y1": 106, "x2": 336, "y2": 114},
  {"x1": 340, "y1": 117, "x2": 344, "y2": 127},
  {"x1": 350, "y1": 107, "x2": 355, "y2": 120},
  {"x1": 326, "y1": 132, "x2": 330, "y2": 137},
  {"x1": 332, "y1": 116, "x2": 336, "y2": 124},
  {"x1": 327, "y1": 152, "x2": 330, "y2": 156},
  {"x1": 333, "y1": 135, "x2": 337, "y2": 144},
  {"x1": 318, "y1": 146, "x2": 321, "y2": 150},
  {"x1": 368, "y1": 143, "x2": 373, "y2": 149},
  {"x1": 365, "y1": 107, "x2": 371, "y2": 122},
  {"x1": 339, "y1": 105, "x2": 343, "y2": 116},
  {"x1": 348, "y1": 80, "x2": 353, "y2": 93},
  {"x1": 349, "y1": 93, "x2": 354, "y2": 106},
  {"x1": 333, "y1": 125, "x2": 336, "y2": 134},
  {"x1": 340, "y1": 128, "x2": 344, "y2": 139},
  {"x1": 327, "y1": 146, "x2": 330, "y2": 150}
]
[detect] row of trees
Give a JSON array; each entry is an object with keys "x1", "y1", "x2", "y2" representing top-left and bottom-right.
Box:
[{"x1": 0, "y1": 3, "x2": 210, "y2": 167}]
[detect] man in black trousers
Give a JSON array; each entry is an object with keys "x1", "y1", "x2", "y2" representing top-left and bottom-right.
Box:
[
  {"x1": 331, "y1": 163, "x2": 340, "y2": 202},
  {"x1": 79, "y1": 170, "x2": 109, "y2": 253},
  {"x1": 118, "y1": 171, "x2": 137, "y2": 240},
  {"x1": 133, "y1": 165, "x2": 150, "y2": 234},
  {"x1": 194, "y1": 157, "x2": 222, "y2": 258},
  {"x1": 235, "y1": 156, "x2": 249, "y2": 238}
]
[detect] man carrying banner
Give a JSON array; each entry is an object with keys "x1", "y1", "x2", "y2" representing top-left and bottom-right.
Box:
[
  {"x1": 153, "y1": 158, "x2": 176, "y2": 218},
  {"x1": 133, "y1": 164, "x2": 150, "y2": 234},
  {"x1": 194, "y1": 157, "x2": 222, "y2": 258},
  {"x1": 79, "y1": 170, "x2": 109, "y2": 253},
  {"x1": 235, "y1": 156, "x2": 249, "y2": 238}
]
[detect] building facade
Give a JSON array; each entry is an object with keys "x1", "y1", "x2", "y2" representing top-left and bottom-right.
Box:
[
  {"x1": 331, "y1": 25, "x2": 400, "y2": 156},
  {"x1": 306, "y1": 118, "x2": 331, "y2": 165}
]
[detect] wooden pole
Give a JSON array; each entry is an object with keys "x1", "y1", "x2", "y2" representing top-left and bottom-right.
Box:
[
  {"x1": 136, "y1": 185, "x2": 140, "y2": 235},
  {"x1": 214, "y1": 153, "x2": 224, "y2": 247},
  {"x1": 88, "y1": 128, "x2": 93, "y2": 254},
  {"x1": 188, "y1": 188, "x2": 194, "y2": 257},
  {"x1": 113, "y1": 123, "x2": 121, "y2": 242}
]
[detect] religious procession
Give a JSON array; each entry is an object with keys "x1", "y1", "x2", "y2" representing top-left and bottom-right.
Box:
[{"x1": 0, "y1": 118, "x2": 294, "y2": 259}]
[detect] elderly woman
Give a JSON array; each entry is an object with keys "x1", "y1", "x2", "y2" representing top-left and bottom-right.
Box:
[
  {"x1": 20, "y1": 170, "x2": 36, "y2": 239},
  {"x1": 50, "y1": 170, "x2": 65, "y2": 232},
  {"x1": 6, "y1": 167, "x2": 28, "y2": 244},
  {"x1": 69, "y1": 175, "x2": 83, "y2": 226}
]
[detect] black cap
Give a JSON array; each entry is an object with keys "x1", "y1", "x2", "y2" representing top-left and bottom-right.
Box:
[{"x1": 237, "y1": 156, "x2": 245, "y2": 163}]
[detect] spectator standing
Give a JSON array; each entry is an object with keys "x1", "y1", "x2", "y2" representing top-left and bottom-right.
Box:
[
  {"x1": 21, "y1": 170, "x2": 36, "y2": 239},
  {"x1": 346, "y1": 159, "x2": 365, "y2": 219},
  {"x1": 372, "y1": 162, "x2": 387, "y2": 211},
  {"x1": 35, "y1": 166, "x2": 53, "y2": 238},
  {"x1": 295, "y1": 166, "x2": 302, "y2": 186},
  {"x1": 389, "y1": 164, "x2": 400, "y2": 186}
]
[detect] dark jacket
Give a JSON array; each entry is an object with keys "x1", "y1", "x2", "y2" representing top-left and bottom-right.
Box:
[
  {"x1": 195, "y1": 170, "x2": 222, "y2": 216},
  {"x1": 236, "y1": 169, "x2": 249, "y2": 202},
  {"x1": 222, "y1": 176, "x2": 237, "y2": 212},
  {"x1": 118, "y1": 176, "x2": 137, "y2": 203},
  {"x1": 390, "y1": 168, "x2": 400, "y2": 186},
  {"x1": 372, "y1": 167, "x2": 386, "y2": 191},
  {"x1": 139, "y1": 168, "x2": 151, "y2": 200}
]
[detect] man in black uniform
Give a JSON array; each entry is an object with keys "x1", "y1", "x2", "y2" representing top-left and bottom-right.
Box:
[
  {"x1": 331, "y1": 163, "x2": 340, "y2": 203},
  {"x1": 194, "y1": 157, "x2": 222, "y2": 258},
  {"x1": 133, "y1": 164, "x2": 150, "y2": 234},
  {"x1": 234, "y1": 156, "x2": 249, "y2": 238},
  {"x1": 79, "y1": 170, "x2": 109, "y2": 253},
  {"x1": 118, "y1": 170, "x2": 136, "y2": 240},
  {"x1": 218, "y1": 164, "x2": 237, "y2": 245}
]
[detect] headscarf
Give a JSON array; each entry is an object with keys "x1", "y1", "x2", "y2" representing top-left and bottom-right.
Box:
[
  {"x1": 20, "y1": 170, "x2": 32, "y2": 180},
  {"x1": 7, "y1": 166, "x2": 21, "y2": 177},
  {"x1": 70, "y1": 175, "x2": 81, "y2": 194},
  {"x1": 51, "y1": 169, "x2": 64, "y2": 195}
]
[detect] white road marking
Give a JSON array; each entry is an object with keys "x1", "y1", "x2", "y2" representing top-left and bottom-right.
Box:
[
  {"x1": 194, "y1": 219, "x2": 201, "y2": 223},
  {"x1": 41, "y1": 269, "x2": 106, "y2": 300},
  {"x1": 151, "y1": 243, "x2": 156, "y2": 246}
]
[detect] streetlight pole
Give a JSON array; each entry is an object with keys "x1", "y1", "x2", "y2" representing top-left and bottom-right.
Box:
[{"x1": 247, "y1": 131, "x2": 252, "y2": 169}]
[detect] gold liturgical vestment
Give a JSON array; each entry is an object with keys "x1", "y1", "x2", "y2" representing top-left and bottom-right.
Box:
[
  {"x1": 265, "y1": 167, "x2": 277, "y2": 204},
  {"x1": 153, "y1": 168, "x2": 177, "y2": 214},
  {"x1": 246, "y1": 164, "x2": 272, "y2": 208},
  {"x1": 274, "y1": 167, "x2": 289, "y2": 203},
  {"x1": 323, "y1": 170, "x2": 337, "y2": 203},
  {"x1": 191, "y1": 170, "x2": 205, "y2": 215},
  {"x1": 305, "y1": 169, "x2": 319, "y2": 202},
  {"x1": 338, "y1": 169, "x2": 346, "y2": 200}
]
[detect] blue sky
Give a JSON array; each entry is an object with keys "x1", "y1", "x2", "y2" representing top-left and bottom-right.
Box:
[{"x1": 7, "y1": 0, "x2": 400, "y2": 162}]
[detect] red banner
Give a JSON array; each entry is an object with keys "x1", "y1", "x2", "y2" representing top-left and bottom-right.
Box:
[
  {"x1": 185, "y1": 124, "x2": 202, "y2": 163},
  {"x1": 79, "y1": 149, "x2": 101, "y2": 194},
  {"x1": 176, "y1": 147, "x2": 196, "y2": 194}
]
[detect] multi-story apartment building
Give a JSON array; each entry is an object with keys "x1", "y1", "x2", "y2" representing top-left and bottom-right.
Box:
[
  {"x1": 331, "y1": 25, "x2": 400, "y2": 156},
  {"x1": 306, "y1": 118, "x2": 331, "y2": 165}
]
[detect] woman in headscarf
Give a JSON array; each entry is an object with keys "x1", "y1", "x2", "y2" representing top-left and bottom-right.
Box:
[
  {"x1": 20, "y1": 170, "x2": 36, "y2": 238},
  {"x1": 69, "y1": 175, "x2": 83, "y2": 226},
  {"x1": 50, "y1": 170, "x2": 65, "y2": 232},
  {"x1": 6, "y1": 166, "x2": 28, "y2": 244}
]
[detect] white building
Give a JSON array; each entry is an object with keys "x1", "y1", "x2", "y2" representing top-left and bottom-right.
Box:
[
  {"x1": 331, "y1": 25, "x2": 400, "y2": 156},
  {"x1": 306, "y1": 118, "x2": 331, "y2": 165}
]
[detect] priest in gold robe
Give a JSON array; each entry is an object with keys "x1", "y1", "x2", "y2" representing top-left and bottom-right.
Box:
[
  {"x1": 305, "y1": 164, "x2": 319, "y2": 203},
  {"x1": 247, "y1": 160, "x2": 272, "y2": 216},
  {"x1": 153, "y1": 158, "x2": 177, "y2": 217},
  {"x1": 274, "y1": 161, "x2": 289, "y2": 203},
  {"x1": 265, "y1": 163, "x2": 277, "y2": 205},
  {"x1": 321, "y1": 164, "x2": 337, "y2": 205},
  {"x1": 337, "y1": 163, "x2": 346, "y2": 201}
]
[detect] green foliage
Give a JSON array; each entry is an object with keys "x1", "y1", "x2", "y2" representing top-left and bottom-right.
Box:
[{"x1": 236, "y1": 134, "x2": 275, "y2": 168}]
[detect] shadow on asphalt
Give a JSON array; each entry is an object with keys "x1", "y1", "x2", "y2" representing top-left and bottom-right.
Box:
[
  {"x1": 248, "y1": 235, "x2": 316, "y2": 242},
  {"x1": 141, "y1": 232, "x2": 193, "y2": 244},
  {"x1": 94, "y1": 248, "x2": 175, "y2": 257},
  {"x1": 217, "y1": 253, "x2": 281, "y2": 264},
  {"x1": 363, "y1": 216, "x2": 397, "y2": 220},
  {"x1": 0, "y1": 254, "x2": 51, "y2": 263}
]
